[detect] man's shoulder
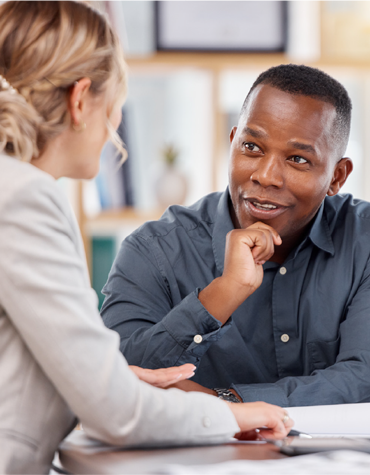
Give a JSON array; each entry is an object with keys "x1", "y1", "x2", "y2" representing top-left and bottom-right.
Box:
[
  {"x1": 326, "y1": 194, "x2": 370, "y2": 220},
  {"x1": 325, "y1": 194, "x2": 370, "y2": 235},
  {"x1": 132, "y1": 191, "x2": 224, "y2": 241}
]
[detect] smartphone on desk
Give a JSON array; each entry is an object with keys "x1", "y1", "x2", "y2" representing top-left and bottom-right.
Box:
[{"x1": 273, "y1": 437, "x2": 370, "y2": 456}]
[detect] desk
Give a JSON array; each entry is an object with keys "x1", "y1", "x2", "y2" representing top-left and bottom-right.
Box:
[{"x1": 59, "y1": 442, "x2": 285, "y2": 474}]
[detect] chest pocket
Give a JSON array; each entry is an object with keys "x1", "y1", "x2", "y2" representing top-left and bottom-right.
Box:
[{"x1": 308, "y1": 336, "x2": 340, "y2": 372}]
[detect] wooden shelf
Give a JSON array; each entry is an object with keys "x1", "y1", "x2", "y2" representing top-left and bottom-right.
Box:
[
  {"x1": 126, "y1": 52, "x2": 289, "y2": 70},
  {"x1": 125, "y1": 51, "x2": 370, "y2": 72},
  {"x1": 86, "y1": 207, "x2": 165, "y2": 225}
]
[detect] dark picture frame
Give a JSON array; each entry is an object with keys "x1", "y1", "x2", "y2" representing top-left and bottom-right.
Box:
[{"x1": 155, "y1": 1, "x2": 287, "y2": 53}]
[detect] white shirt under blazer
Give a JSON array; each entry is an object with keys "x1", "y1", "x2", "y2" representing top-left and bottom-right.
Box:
[{"x1": 0, "y1": 154, "x2": 239, "y2": 474}]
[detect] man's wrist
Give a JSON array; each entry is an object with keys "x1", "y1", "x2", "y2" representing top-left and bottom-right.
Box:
[
  {"x1": 229, "y1": 388, "x2": 243, "y2": 402},
  {"x1": 213, "y1": 388, "x2": 242, "y2": 403},
  {"x1": 199, "y1": 277, "x2": 252, "y2": 325}
]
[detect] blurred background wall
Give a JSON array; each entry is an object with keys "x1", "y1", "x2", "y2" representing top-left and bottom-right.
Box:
[{"x1": 61, "y1": 1, "x2": 370, "y2": 306}]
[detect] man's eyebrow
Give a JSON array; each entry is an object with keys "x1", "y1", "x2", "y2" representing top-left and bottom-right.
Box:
[
  {"x1": 241, "y1": 128, "x2": 317, "y2": 155},
  {"x1": 242, "y1": 127, "x2": 267, "y2": 139},
  {"x1": 288, "y1": 141, "x2": 317, "y2": 156}
]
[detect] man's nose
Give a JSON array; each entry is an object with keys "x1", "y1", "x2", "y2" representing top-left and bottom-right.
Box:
[{"x1": 250, "y1": 155, "x2": 284, "y2": 189}]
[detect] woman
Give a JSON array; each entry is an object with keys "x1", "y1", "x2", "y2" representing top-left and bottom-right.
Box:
[{"x1": 0, "y1": 2, "x2": 293, "y2": 474}]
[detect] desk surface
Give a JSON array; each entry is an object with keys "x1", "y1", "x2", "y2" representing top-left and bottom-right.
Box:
[{"x1": 59, "y1": 442, "x2": 286, "y2": 474}]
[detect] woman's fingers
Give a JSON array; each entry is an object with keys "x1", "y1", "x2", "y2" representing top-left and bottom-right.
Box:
[
  {"x1": 227, "y1": 401, "x2": 294, "y2": 440},
  {"x1": 258, "y1": 414, "x2": 294, "y2": 440},
  {"x1": 129, "y1": 364, "x2": 196, "y2": 388}
]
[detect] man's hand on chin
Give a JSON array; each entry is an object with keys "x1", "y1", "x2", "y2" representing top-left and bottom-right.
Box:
[{"x1": 198, "y1": 222, "x2": 281, "y2": 325}]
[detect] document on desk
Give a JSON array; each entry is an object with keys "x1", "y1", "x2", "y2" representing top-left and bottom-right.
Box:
[{"x1": 286, "y1": 402, "x2": 370, "y2": 437}]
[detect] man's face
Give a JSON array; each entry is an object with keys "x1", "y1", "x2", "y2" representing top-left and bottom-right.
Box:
[{"x1": 229, "y1": 84, "x2": 344, "y2": 240}]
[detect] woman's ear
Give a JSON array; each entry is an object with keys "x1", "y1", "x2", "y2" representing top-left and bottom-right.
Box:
[
  {"x1": 68, "y1": 78, "x2": 92, "y2": 127},
  {"x1": 327, "y1": 157, "x2": 353, "y2": 196}
]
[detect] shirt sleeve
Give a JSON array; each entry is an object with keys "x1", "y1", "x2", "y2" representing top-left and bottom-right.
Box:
[
  {"x1": 0, "y1": 175, "x2": 239, "y2": 447},
  {"x1": 232, "y1": 256, "x2": 370, "y2": 407},
  {"x1": 101, "y1": 235, "x2": 232, "y2": 369}
]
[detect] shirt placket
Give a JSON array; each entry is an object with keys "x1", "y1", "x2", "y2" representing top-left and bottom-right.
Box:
[{"x1": 272, "y1": 246, "x2": 312, "y2": 379}]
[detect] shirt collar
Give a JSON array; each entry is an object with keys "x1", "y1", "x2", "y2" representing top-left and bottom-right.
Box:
[
  {"x1": 307, "y1": 200, "x2": 335, "y2": 256},
  {"x1": 213, "y1": 190, "x2": 335, "y2": 273},
  {"x1": 212, "y1": 188, "x2": 234, "y2": 274}
]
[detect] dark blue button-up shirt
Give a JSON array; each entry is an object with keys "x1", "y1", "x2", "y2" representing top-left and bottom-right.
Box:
[{"x1": 101, "y1": 189, "x2": 370, "y2": 407}]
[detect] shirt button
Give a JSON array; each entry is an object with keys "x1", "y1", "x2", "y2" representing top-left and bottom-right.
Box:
[
  {"x1": 281, "y1": 333, "x2": 290, "y2": 343},
  {"x1": 203, "y1": 416, "x2": 211, "y2": 428},
  {"x1": 194, "y1": 334, "x2": 203, "y2": 344},
  {"x1": 279, "y1": 267, "x2": 287, "y2": 275}
]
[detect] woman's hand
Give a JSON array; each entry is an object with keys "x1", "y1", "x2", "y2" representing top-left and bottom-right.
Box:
[
  {"x1": 129, "y1": 364, "x2": 196, "y2": 388},
  {"x1": 226, "y1": 401, "x2": 294, "y2": 440}
]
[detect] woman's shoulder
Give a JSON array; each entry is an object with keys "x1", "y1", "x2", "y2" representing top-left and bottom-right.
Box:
[
  {"x1": 0, "y1": 153, "x2": 63, "y2": 208},
  {"x1": 0, "y1": 154, "x2": 76, "y2": 232},
  {"x1": 0, "y1": 153, "x2": 55, "y2": 188},
  {"x1": 0, "y1": 153, "x2": 85, "y2": 260}
]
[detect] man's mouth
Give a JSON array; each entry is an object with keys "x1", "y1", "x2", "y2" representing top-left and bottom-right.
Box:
[
  {"x1": 252, "y1": 201, "x2": 278, "y2": 210},
  {"x1": 244, "y1": 198, "x2": 288, "y2": 220}
]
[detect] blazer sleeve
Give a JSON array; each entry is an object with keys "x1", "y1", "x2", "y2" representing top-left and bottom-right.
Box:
[{"x1": 0, "y1": 174, "x2": 239, "y2": 447}]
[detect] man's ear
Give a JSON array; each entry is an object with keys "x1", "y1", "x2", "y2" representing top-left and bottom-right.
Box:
[
  {"x1": 327, "y1": 157, "x2": 353, "y2": 196},
  {"x1": 229, "y1": 126, "x2": 238, "y2": 144}
]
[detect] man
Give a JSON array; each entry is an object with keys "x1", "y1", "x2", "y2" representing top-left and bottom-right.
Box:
[{"x1": 101, "y1": 64, "x2": 370, "y2": 407}]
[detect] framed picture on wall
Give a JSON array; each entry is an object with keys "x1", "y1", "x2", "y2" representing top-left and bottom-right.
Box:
[{"x1": 156, "y1": 1, "x2": 287, "y2": 53}]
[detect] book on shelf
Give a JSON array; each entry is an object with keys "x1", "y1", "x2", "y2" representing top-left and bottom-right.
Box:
[{"x1": 93, "y1": 107, "x2": 135, "y2": 213}]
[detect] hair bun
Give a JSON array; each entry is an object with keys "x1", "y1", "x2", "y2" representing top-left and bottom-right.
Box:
[{"x1": 0, "y1": 75, "x2": 19, "y2": 96}]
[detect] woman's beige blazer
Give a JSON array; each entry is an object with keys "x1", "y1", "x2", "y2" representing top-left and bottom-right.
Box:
[{"x1": 0, "y1": 154, "x2": 239, "y2": 474}]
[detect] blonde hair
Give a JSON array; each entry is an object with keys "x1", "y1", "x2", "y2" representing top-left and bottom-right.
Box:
[{"x1": 0, "y1": 1, "x2": 127, "y2": 162}]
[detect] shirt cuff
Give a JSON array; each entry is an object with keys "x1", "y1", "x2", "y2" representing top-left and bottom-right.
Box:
[
  {"x1": 162, "y1": 289, "x2": 232, "y2": 360},
  {"x1": 231, "y1": 383, "x2": 289, "y2": 407}
]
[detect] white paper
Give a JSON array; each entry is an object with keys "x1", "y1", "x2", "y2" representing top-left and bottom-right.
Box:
[
  {"x1": 286, "y1": 403, "x2": 370, "y2": 436},
  {"x1": 159, "y1": 450, "x2": 370, "y2": 474}
]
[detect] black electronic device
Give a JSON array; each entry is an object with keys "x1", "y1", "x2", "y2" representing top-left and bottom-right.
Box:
[{"x1": 273, "y1": 437, "x2": 370, "y2": 456}]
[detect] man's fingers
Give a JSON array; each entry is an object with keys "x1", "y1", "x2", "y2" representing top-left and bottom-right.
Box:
[
  {"x1": 249, "y1": 222, "x2": 282, "y2": 246},
  {"x1": 245, "y1": 229, "x2": 275, "y2": 263}
]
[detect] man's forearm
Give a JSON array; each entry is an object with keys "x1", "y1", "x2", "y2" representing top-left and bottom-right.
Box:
[
  {"x1": 168, "y1": 380, "x2": 243, "y2": 403},
  {"x1": 232, "y1": 360, "x2": 370, "y2": 407},
  {"x1": 198, "y1": 277, "x2": 252, "y2": 325}
]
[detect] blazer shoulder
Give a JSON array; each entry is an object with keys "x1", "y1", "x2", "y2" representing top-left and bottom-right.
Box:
[{"x1": 0, "y1": 154, "x2": 68, "y2": 215}]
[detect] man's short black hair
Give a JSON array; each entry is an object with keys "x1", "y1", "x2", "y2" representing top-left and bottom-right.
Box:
[{"x1": 241, "y1": 64, "x2": 352, "y2": 158}]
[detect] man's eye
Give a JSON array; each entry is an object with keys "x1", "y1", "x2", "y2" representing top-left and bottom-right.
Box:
[
  {"x1": 289, "y1": 156, "x2": 308, "y2": 164},
  {"x1": 243, "y1": 142, "x2": 261, "y2": 153}
]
